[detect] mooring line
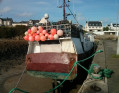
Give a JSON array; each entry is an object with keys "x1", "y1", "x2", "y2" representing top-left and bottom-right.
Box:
[{"x1": 12, "y1": 66, "x2": 26, "y2": 93}]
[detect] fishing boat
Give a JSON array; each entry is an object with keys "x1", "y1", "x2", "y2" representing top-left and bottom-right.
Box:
[{"x1": 25, "y1": 0, "x2": 95, "y2": 81}]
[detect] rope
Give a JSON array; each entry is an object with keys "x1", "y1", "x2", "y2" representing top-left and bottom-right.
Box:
[
  {"x1": 103, "y1": 69, "x2": 113, "y2": 78},
  {"x1": 88, "y1": 63, "x2": 100, "y2": 74},
  {"x1": 9, "y1": 50, "x2": 107, "y2": 93},
  {"x1": 9, "y1": 88, "x2": 29, "y2": 93},
  {"x1": 9, "y1": 67, "x2": 26, "y2": 93},
  {"x1": 45, "y1": 62, "x2": 77, "y2": 93},
  {"x1": 46, "y1": 49, "x2": 113, "y2": 92},
  {"x1": 46, "y1": 50, "x2": 103, "y2": 93}
]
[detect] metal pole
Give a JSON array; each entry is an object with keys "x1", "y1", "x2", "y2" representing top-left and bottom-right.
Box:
[
  {"x1": 117, "y1": 11, "x2": 119, "y2": 55},
  {"x1": 117, "y1": 35, "x2": 119, "y2": 55},
  {"x1": 63, "y1": 0, "x2": 66, "y2": 20}
]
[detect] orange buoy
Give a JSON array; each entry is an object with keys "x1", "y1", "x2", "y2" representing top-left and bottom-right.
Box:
[
  {"x1": 35, "y1": 35, "x2": 40, "y2": 41},
  {"x1": 31, "y1": 26, "x2": 37, "y2": 32},
  {"x1": 50, "y1": 29, "x2": 57, "y2": 35},
  {"x1": 24, "y1": 35, "x2": 29, "y2": 41},
  {"x1": 27, "y1": 29, "x2": 31, "y2": 34},
  {"x1": 29, "y1": 36, "x2": 35, "y2": 41},
  {"x1": 48, "y1": 34, "x2": 54, "y2": 40},
  {"x1": 40, "y1": 35, "x2": 46, "y2": 41},
  {"x1": 42, "y1": 30, "x2": 47, "y2": 34},
  {"x1": 38, "y1": 26, "x2": 44, "y2": 33}
]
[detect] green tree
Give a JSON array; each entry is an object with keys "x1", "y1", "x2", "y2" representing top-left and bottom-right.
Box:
[
  {"x1": 0, "y1": 26, "x2": 29, "y2": 39},
  {"x1": 103, "y1": 27, "x2": 109, "y2": 31}
]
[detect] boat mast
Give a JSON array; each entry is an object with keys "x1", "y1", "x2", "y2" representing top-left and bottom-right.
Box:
[
  {"x1": 63, "y1": 0, "x2": 66, "y2": 20},
  {"x1": 58, "y1": 0, "x2": 70, "y2": 20}
]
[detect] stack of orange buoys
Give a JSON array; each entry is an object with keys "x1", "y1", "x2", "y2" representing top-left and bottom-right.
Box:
[{"x1": 24, "y1": 26, "x2": 63, "y2": 42}]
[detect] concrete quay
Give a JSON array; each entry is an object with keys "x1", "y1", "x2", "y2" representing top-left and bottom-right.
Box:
[{"x1": 78, "y1": 40, "x2": 119, "y2": 93}]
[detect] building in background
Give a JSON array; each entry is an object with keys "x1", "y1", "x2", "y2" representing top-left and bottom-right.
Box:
[
  {"x1": 85, "y1": 21, "x2": 103, "y2": 32},
  {"x1": 0, "y1": 17, "x2": 40, "y2": 27},
  {"x1": 0, "y1": 17, "x2": 13, "y2": 26},
  {"x1": 107, "y1": 23, "x2": 119, "y2": 31},
  {"x1": 13, "y1": 19, "x2": 40, "y2": 27},
  {"x1": 12, "y1": 21, "x2": 28, "y2": 27},
  {"x1": 28, "y1": 19, "x2": 40, "y2": 26}
]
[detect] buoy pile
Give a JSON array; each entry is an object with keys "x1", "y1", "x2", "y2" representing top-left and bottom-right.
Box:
[{"x1": 24, "y1": 26, "x2": 63, "y2": 41}]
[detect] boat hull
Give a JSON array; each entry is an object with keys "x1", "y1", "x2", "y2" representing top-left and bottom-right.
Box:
[{"x1": 26, "y1": 52, "x2": 77, "y2": 80}]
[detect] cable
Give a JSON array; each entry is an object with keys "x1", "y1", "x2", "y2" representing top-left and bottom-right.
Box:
[
  {"x1": 67, "y1": 6, "x2": 79, "y2": 25},
  {"x1": 11, "y1": 66, "x2": 26, "y2": 93}
]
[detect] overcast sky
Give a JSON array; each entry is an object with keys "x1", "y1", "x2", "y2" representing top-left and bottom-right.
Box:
[{"x1": 0, "y1": 0, "x2": 119, "y2": 26}]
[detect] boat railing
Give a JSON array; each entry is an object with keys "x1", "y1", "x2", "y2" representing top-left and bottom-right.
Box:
[{"x1": 41, "y1": 24, "x2": 72, "y2": 37}]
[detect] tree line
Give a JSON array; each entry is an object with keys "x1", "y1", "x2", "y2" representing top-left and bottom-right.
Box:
[
  {"x1": 103, "y1": 27, "x2": 109, "y2": 31},
  {"x1": 0, "y1": 26, "x2": 29, "y2": 39}
]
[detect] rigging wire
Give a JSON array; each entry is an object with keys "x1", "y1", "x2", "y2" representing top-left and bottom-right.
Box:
[
  {"x1": 66, "y1": 6, "x2": 79, "y2": 25},
  {"x1": 72, "y1": 0, "x2": 76, "y2": 15}
]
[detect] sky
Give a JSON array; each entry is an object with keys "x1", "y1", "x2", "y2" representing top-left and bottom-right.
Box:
[{"x1": 0, "y1": 0, "x2": 119, "y2": 26}]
